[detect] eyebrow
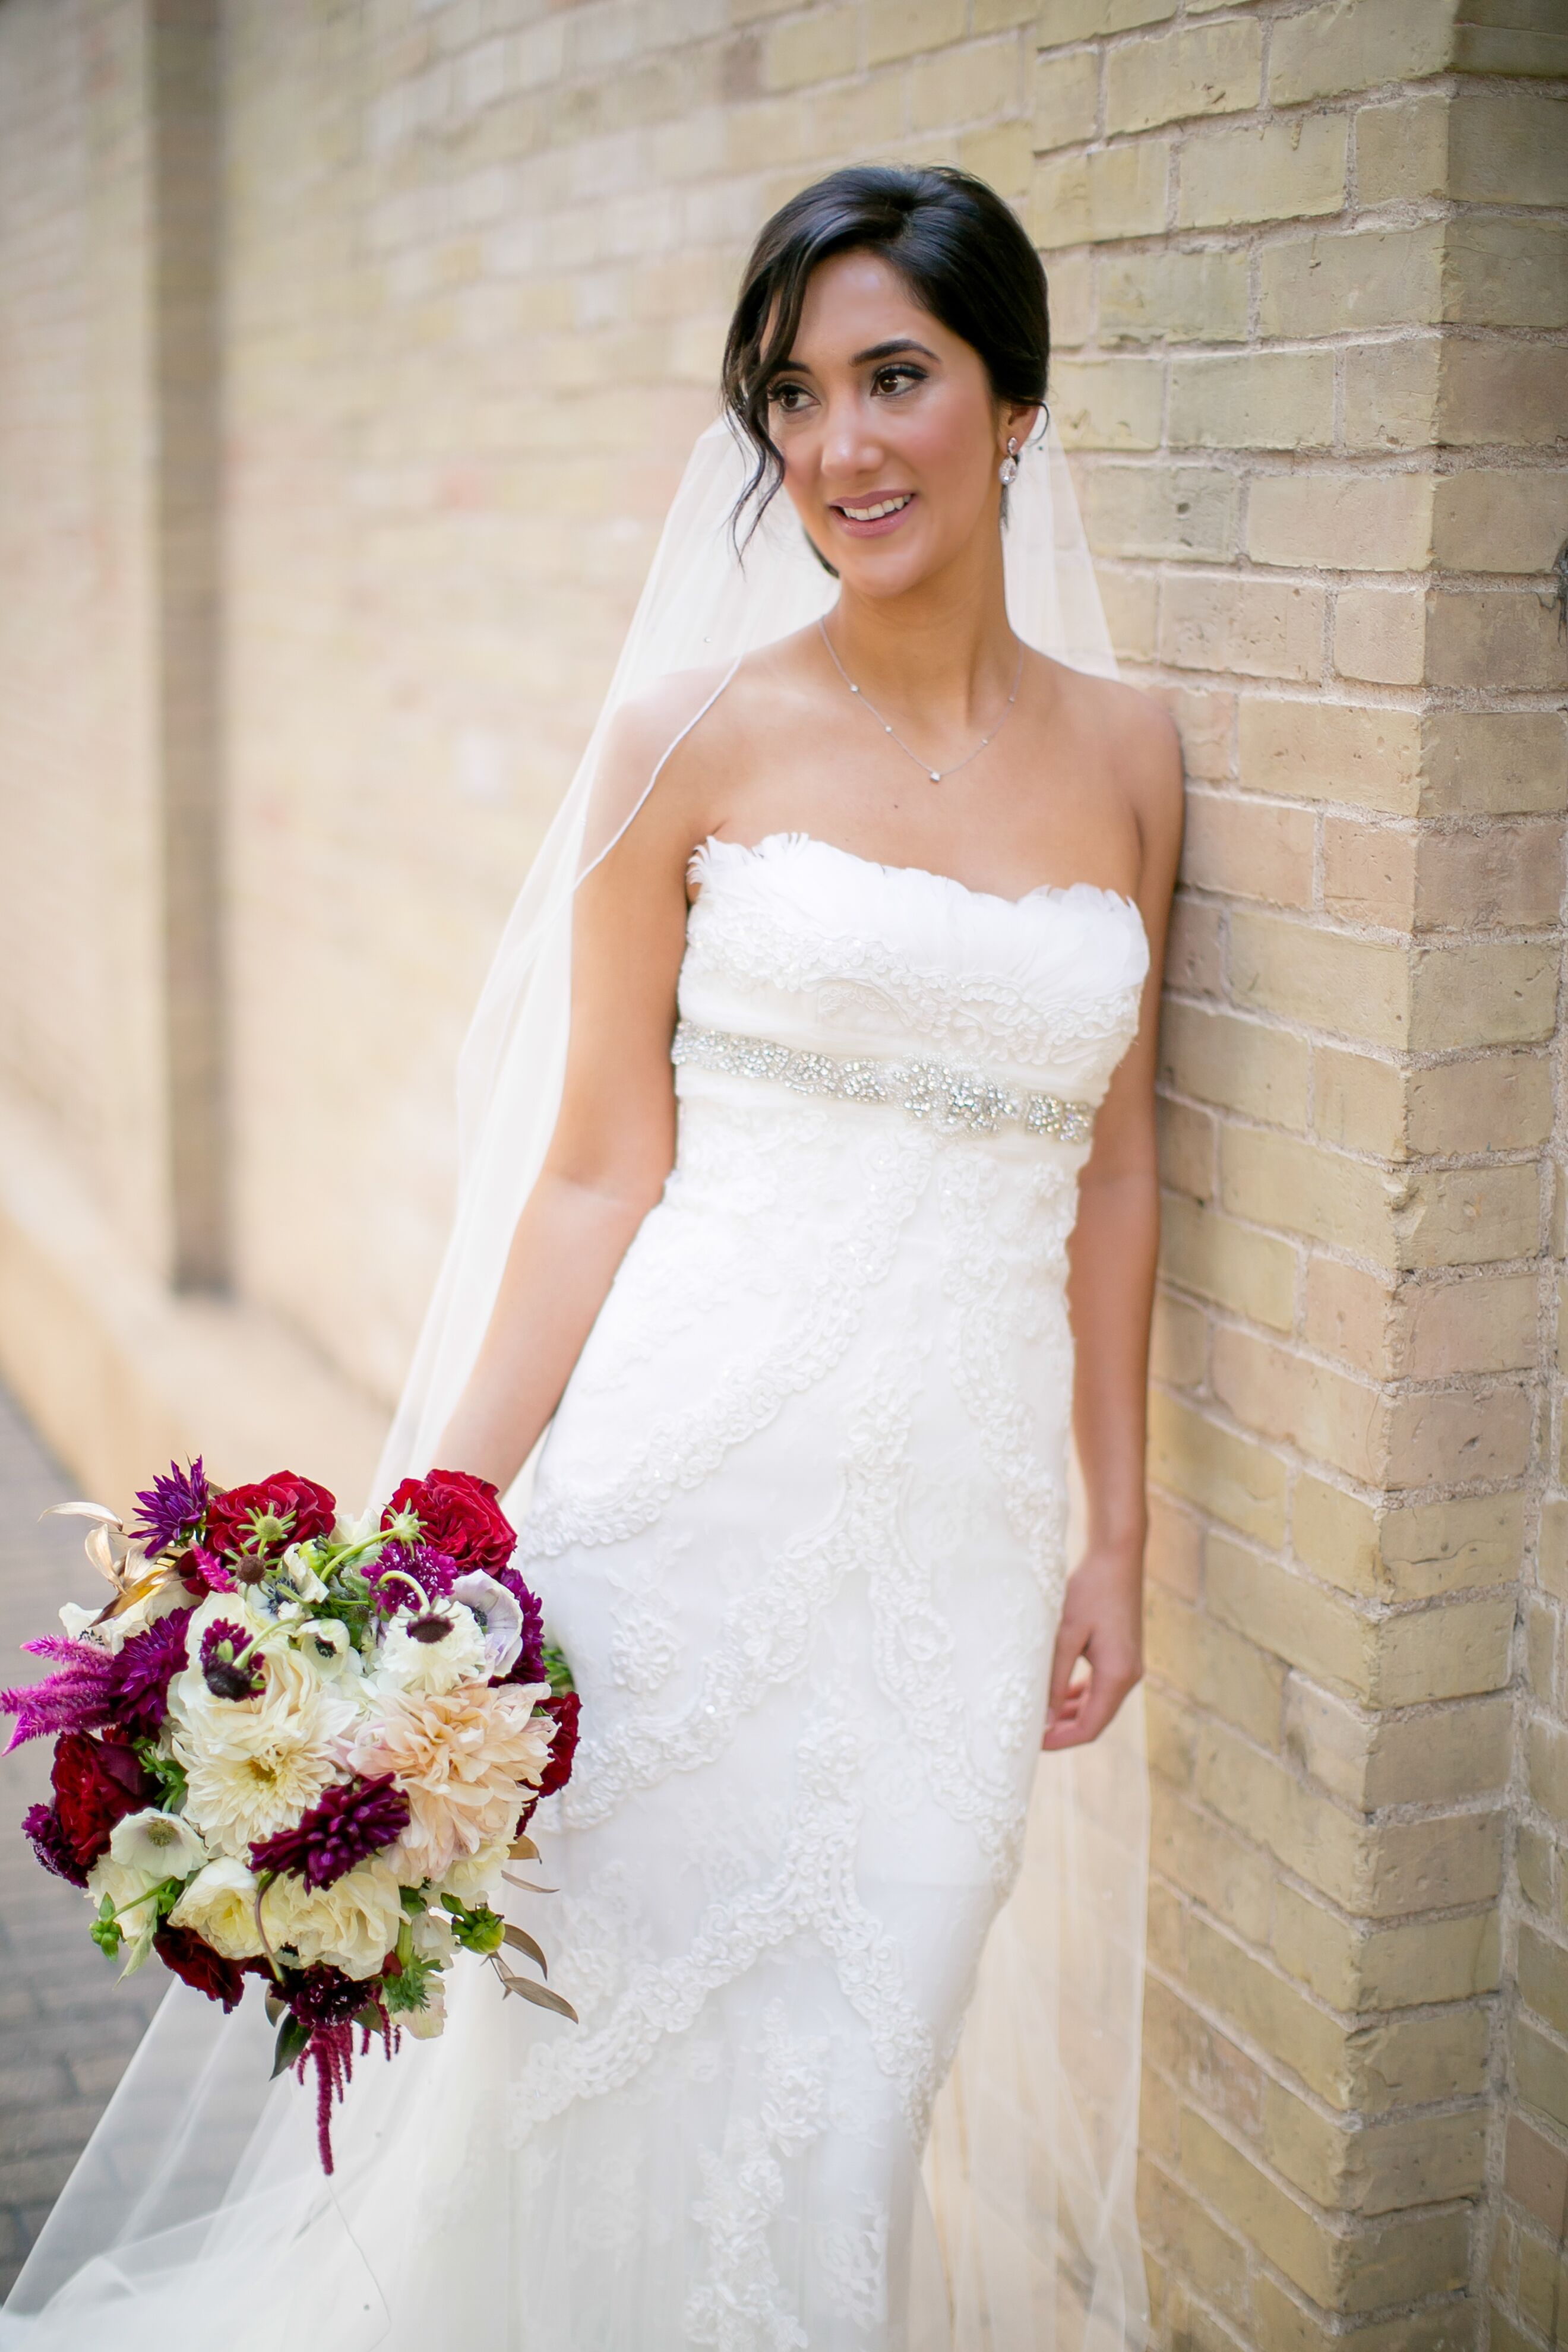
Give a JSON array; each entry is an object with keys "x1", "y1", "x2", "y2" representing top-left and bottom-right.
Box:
[{"x1": 770, "y1": 336, "x2": 940, "y2": 377}]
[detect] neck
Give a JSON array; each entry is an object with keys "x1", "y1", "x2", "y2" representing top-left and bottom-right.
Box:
[{"x1": 821, "y1": 527, "x2": 1017, "y2": 724}]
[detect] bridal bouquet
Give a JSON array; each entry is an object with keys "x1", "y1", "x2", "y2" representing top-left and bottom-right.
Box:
[{"x1": 2, "y1": 1459, "x2": 579, "y2": 2168}]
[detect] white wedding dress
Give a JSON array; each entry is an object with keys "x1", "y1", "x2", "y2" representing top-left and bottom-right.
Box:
[{"x1": 2, "y1": 823, "x2": 1148, "y2": 2351}]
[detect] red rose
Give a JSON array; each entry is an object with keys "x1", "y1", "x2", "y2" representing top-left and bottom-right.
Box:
[
  {"x1": 536, "y1": 1689, "x2": 579, "y2": 1800},
  {"x1": 52, "y1": 1731, "x2": 157, "y2": 1871},
  {"x1": 153, "y1": 1922, "x2": 255, "y2": 2010},
  {"x1": 205, "y1": 1472, "x2": 337, "y2": 1560},
  {"x1": 381, "y1": 1469, "x2": 514, "y2": 1573}
]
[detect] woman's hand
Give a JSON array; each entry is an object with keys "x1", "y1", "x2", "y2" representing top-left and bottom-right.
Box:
[{"x1": 1041, "y1": 1539, "x2": 1144, "y2": 1750}]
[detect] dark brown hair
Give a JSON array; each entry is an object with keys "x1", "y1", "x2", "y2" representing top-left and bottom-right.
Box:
[{"x1": 720, "y1": 163, "x2": 1050, "y2": 550}]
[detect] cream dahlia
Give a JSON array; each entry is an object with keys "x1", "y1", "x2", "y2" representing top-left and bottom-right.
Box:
[{"x1": 346, "y1": 1681, "x2": 553, "y2": 1883}]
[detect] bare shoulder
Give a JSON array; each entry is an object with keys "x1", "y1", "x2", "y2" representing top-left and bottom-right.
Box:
[{"x1": 1052, "y1": 661, "x2": 1183, "y2": 880}]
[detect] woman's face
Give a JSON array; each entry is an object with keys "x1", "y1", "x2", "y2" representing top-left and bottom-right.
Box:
[{"x1": 765, "y1": 248, "x2": 1035, "y2": 602}]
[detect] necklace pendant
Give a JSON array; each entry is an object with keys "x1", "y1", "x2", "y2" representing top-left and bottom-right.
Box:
[{"x1": 929, "y1": 770, "x2": 941, "y2": 783}]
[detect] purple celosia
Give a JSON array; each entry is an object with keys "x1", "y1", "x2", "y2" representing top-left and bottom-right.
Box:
[
  {"x1": 200, "y1": 1619, "x2": 264, "y2": 1700},
  {"x1": 21, "y1": 1800, "x2": 89, "y2": 1888},
  {"x1": 249, "y1": 1774, "x2": 410, "y2": 1891},
  {"x1": 1, "y1": 1635, "x2": 116, "y2": 1751},
  {"x1": 129, "y1": 1458, "x2": 211, "y2": 1558},
  {"x1": 111, "y1": 1608, "x2": 194, "y2": 1737}
]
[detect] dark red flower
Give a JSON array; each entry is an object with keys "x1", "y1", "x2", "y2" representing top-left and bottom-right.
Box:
[
  {"x1": 536, "y1": 1690, "x2": 579, "y2": 1799},
  {"x1": 152, "y1": 1922, "x2": 254, "y2": 2010},
  {"x1": 249, "y1": 1774, "x2": 410, "y2": 1890},
  {"x1": 381, "y1": 1470, "x2": 514, "y2": 1575},
  {"x1": 204, "y1": 1472, "x2": 337, "y2": 1561},
  {"x1": 22, "y1": 1800, "x2": 88, "y2": 1887},
  {"x1": 52, "y1": 1731, "x2": 157, "y2": 1872}
]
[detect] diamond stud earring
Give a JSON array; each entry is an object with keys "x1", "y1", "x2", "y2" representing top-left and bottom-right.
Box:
[{"x1": 998, "y1": 436, "x2": 1020, "y2": 488}]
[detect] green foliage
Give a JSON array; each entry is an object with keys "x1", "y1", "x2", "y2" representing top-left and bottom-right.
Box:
[
  {"x1": 89, "y1": 1896, "x2": 121, "y2": 1959},
  {"x1": 542, "y1": 1640, "x2": 576, "y2": 1697},
  {"x1": 132, "y1": 1741, "x2": 188, "y2": 1807}
]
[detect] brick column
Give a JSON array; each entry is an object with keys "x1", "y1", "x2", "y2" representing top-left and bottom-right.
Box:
[{"x1": 1030, "y1": 2, "x2": 1568, "y2": 2342}]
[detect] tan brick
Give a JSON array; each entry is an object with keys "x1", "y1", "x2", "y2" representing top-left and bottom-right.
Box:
[
  {"x1": 1162, "y1": 1193, "x2": 1297, "y2": 1328},
  {"x1": 1082, "y1": 463, "x2": 1238, "y2": 562},
  {"x1": 1143, "y1": 1977, "x2": 1266, "y2": 2138},
  {"x1": 1269, "y1": 0, "x2": 1459, "y2": 105},
  {"x1": 1342, "y1": 338, "x2": 1441, "y2": 454},
  {"x1": 1169, "y1": 352, "x2": 1336, "y2": 453},
  {"x1": 1162, "y1": 1000, "x2": 1313, "y2": 1129},
  {"x1": 1256, "y1": 2281, "x2": 1485, "y2": 2352},
  {"x1": 1049, "y1": 355, "x2": 1164, "y2": 449},
  {"x1": 1292, "y1": 1477, "x2": 1520, "y2": 1601},
  {"x1": 1159, "y1": 685, "x2": 1235, "y2": 782},
  {"x1": 1230, "y1": 912, "x2": 1408, "y2": 1046},
  {"x1": 1450, "y1": 86, "x2": 1568, "y2": 207},
  {"x1": 1440, "y1": 341, "x2": 1568, "y2": 449},
  {"x1": 1148, "y1": 1490, "x2": 1204, "y2": 1600},
  {"x1": 1030, "y1": 140, "x2": 1172, "y2": 248},
  {"x1": 1433, "y1": 470, "x2": 1568, "y2": 576},
  {"x1": 1334, "y1": 588, "x2": 1425, "y2": 687},
  {"x1": 910, "y1": 34, "x2": 1021, "y2": 129},
  {"x1": 1097, "y1": 248, "x2": 1248, "y2": 345},
  {"x1": 1147, "y1": 1582, "x2": 1287, "y2": 1746},
  {"x1": 1263, "y1": 2079, "x2": 1486, "y2": 2215},
  {"x1": 1304, "y1": 1258, "x2": 1394, "y2": 1380},
  {"x1": 1247, "y1": 473, "x2": 1434, "y2": 575},
  {"x1": 1274, "y1": 1879, "x2": 1500, "y2": 2011},
  {"x1": 1150, "y1": 1288, "x2": 1207, "y2": 1387},
  {"x1": 1043, "y1": 249, "x2": 1090, "y2": 347},
  {"x1": 1421, "y1": 711, "x2": 1568, "y2": 818},
  {"x1": 1161, "y1": 576, "x2": 1326, "y2": 681},
  {"x1": 1104, "y1": 19, "x2": 1262, "y2": 135},
  {"x1": 1237, "y1": 699, "x2": 1421, "y2": 816},
  {"x1": 1037, "y1": 0, "x2": 1174, "y2": 38},
  {"x1": 1406, "y1": 1052, "x2": 1555, "y2": 1156},
  {"x1": 1178, "y1": 116, "x2": 1348, "y2": 229},
  {"x1": 1446, "y1": 214, "x2": 1568, "y2": 331},
  {"x1": 1398, "y1": 1159, "x2": 1541, "y2": 1270},
  {"x1": 1389, "y1": 1381, "x2": 1534, "y2": 1491},
  {"x1": 1031, "y1": 48, "x2": 1098, "y2": 151},
  {"x1": 865, "y1": 0, "x2": 966, "y2": 66},
  {"x1": 1213, "y1": 1327, "x2": 1385, "y2": 1481},
  {"x1": 1221, "y1": 1127, "x2": 1399, "y2": 1263},
  {"x1": 1398, "y1": 1270, "x2": 1541, "y2": 1376},
  {"x1": 1158, "y1": 1095, "x2": 1217, "y2": 1200},
  {"x1": 1541, "y1": 1497, "x2": 1568, "y2": 1604},
  {"x1": 1427, "y1": 586, "x2": 1567, "y2": 694},
  {"x1": 1260, "y1": 225, "x2": 1444, "y2": 339},
  {"x1": 1136, "y1": 2159, "x2": 1253, "y2": 2338},
  {"x1": 1166, "y1": 891, "x2": 1225, "y2": 994},
  {"x1": 1409, "y1": 940, "x2": 1558, "y2": 1050},
  {"x1": 764, "y1": 8, "x2": 857, "y2": 90},
  {"x1": 1313, "y1": 1047, "x2": 1407, "y2": 1159},
  {"x1": 1148, "y1": 1388, "x2": 1288, "y2": 1542},
  {"x1": 1516, "y1": 2018, "x2": 1568, "y2": 2135},
  {"x1": 1209, "y1": 1534, "x2": 1375, "y2": 1687},
  {"x1": 1285, "y1": 1678, "x2": 1512, "y2": 1807},
  {"x1": 1096, "y1": 563, "x2": 1160, "y2": 660},
  {"x1": 1322, "y1": 818, "x2": 1415, "y2": 930},
  {"x1": 1149, "y1": 1781, "x2": 1275, "y2": 1942},
  {"x1": 1505, "y1": 2110, "x2": 1568, "y2": 2233},
  {"x1": 1414, "y1": 821, "x2": 1565, "y2": 931},
  {"x1": 1180, "y1": 793, "x2": 1315, "y2": 911},
  {"x1": 955, "y1": 118, "x2": 1033, "y2": 200},
  {"x1": 1528, "y1": 1716, "x2": 1568, "y2": 1826},
  {"x1": 1354, "y1": 91, "x2": 1450, "y2": 205},
  {"x1": 1520, "y1": 1919, "x2": 1568, "y2": 2043},
  {"x1": 1180, "y1": 2108, "x2": 1469, "y2": 2307}
]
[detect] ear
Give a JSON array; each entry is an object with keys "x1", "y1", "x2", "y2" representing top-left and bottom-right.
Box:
[{"x1": 1001, "y1": 400, "x2": 1043, "y2": 451}]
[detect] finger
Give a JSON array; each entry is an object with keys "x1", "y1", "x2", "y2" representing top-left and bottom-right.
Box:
[
  {"x1": 1042, "y1": 1662, "x2": 1139, "y2": 1750},
  {"x1": 1045, "y1": 1612, "x2": 1088, "y2": 1727}
]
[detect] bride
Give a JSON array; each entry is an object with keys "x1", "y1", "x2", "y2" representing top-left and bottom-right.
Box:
[{"x1": 4, "y1": 164, "x2": 1179, "y2": 2350}]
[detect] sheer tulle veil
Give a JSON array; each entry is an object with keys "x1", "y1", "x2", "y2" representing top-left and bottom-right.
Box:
[{"x1": 3, "y1": 411, "x2": 1149, "y2": 2347}]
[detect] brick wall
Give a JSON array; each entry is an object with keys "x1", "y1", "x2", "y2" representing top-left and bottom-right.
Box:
[
  {"x1": 1028, "y1": 2, "x2": 1568, "y2": 2342},
  {"x1": 1, "y1": 2, "x2": 1566, "y2": 2341}
]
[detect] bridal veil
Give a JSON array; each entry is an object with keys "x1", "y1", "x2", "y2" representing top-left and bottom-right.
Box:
[{"x1": 3, "y1": 410, "x2": 1149, "y2": 2348}]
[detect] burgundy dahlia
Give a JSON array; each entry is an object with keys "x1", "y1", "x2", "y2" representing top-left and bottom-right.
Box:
[
  {"x1": 129, "y1": 1458, "x2": 211, "y2": 1558},
  {"x1": 51, "y1": 1731, "x2": 157, "y2": 1872},
  {"x1": 22, "y1": 1799, "x2": 88, "y2": 1888},
  {"x1": 110, "y1": 1608, "x2": 194, "y2": 1738},
  {"x1": 249, "y1": 1774, "x2": 410, "y2": 1891},
  {"x1": 153, "y1": 1921, "x2": 254, "y2": 2010},
  {"x1": 536, "y1": 1689, "x2": 580, "y2": 1799}
]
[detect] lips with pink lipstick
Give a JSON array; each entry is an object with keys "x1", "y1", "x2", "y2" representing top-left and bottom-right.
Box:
[{"x1": 829, "y1": 491, "x2": 916, "y2": 538}]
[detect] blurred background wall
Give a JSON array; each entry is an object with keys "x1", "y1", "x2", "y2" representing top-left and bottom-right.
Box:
[{"x1": 1, "y1": 0, "x2": 1566, "y2": 2344}]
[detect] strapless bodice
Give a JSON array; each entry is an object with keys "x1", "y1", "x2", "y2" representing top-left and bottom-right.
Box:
[{"x1": 679, "y1": 832, "x2": 1147, "y2": 1123}]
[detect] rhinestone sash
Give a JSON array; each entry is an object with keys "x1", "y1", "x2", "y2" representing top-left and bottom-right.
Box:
[{"x1": 671, "y1": 1017, "x2": 1096, "y2": 1145}]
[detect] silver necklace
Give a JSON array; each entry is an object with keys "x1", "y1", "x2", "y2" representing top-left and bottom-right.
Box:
[{"x1": 817, "y1": 615, "x2": 1025, "y2": 784}]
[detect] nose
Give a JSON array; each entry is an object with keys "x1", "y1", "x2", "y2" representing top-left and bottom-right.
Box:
[{"x1": 820, "y1": 391, "x2": 883, "y2": 486}]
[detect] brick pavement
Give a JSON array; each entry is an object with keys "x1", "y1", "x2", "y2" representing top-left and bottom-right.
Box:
[{"x1": 0, "y1": 1387, "x2": 165, "y2": 2299}]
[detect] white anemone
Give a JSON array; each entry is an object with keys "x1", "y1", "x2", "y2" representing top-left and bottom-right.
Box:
[
  {"x1": 107, "y1": 1807, "x2": 207, "y2": 1883},
  {"x1": 374, "y1": 1601, "x2": 489, "y2": 1697},
  {"x1": 448, "y1": 1572, "x2": 524, "y2": 1678}
]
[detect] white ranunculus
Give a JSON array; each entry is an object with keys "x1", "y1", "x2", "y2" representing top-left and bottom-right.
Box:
[
  {"x1": 168, "y1": 1855, "x2": 268, "y2": 1959},
  {"x1": 402, "y1": 1974, "x2": 447, "y2": 2040},
  {"x1": 448, "y1": 1572, "x2": 524, "y2": 1678},
  {"x1": 108, "y1": 1807, "x2": 207, "y2": 1883},
  {"x1": 410, "y1": 1907, "x2": 456, "y2": 1962},
  {"x1": 432, "y1": 1837, "x2": 510, "y2": 1907},
  {"x1": 374, "y1": 1602, "x2": 489, "y2": 1698},
  {"x1": 262, "y1": 1858, "x2": 404, "y2": 1982}
]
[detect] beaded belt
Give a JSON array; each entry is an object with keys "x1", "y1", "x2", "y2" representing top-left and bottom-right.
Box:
[{"x1": 671, "y1": 1018, "x2": 1095, "y2": 1145}]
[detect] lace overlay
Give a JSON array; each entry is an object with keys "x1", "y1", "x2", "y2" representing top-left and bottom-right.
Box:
[{"x1": 495, "y1": 836, "x2": 1146, "y2": 2348}]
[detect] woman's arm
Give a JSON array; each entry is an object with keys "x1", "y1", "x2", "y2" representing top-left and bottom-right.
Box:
[
  {"x1": 1042, "y1": 696, "x2": 1184, "y2": 1750},
  {"x1": 435, "y1": 701, "x2": 712, "y2": 1491}
]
